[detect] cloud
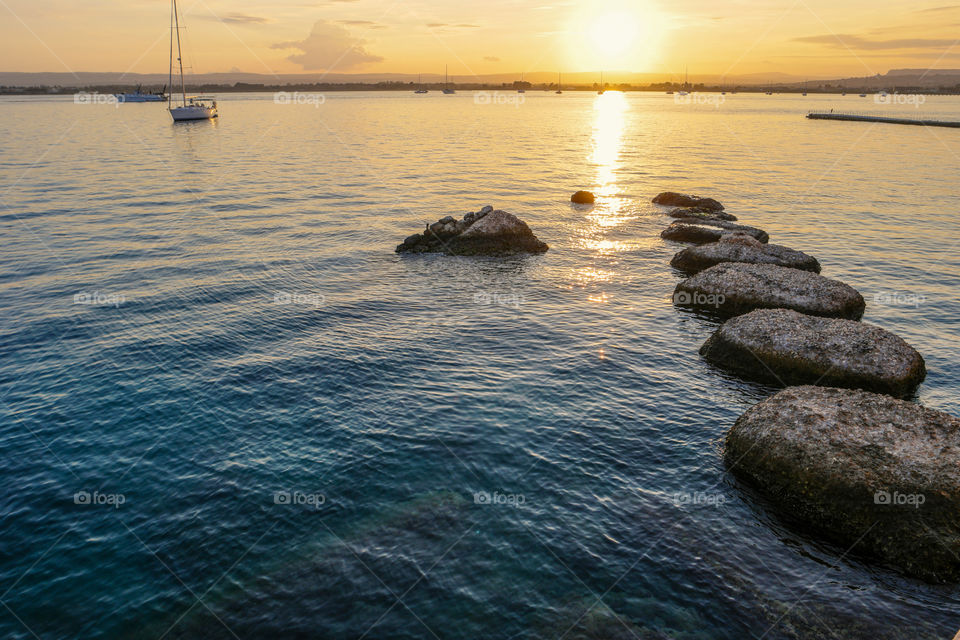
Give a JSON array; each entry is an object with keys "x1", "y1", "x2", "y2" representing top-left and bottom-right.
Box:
[
  {"x1": 483, "y1": 56, "x2": 500, "y2": 62},
  {"x1": 338, "y1": 19, "x2": 387, "y2": 29},
  {"x1": 272, "y1": 20, "x2": 384, "y2": 70},
  {"x1": 915, "y1": 5, "x2": 960, "y2": 12},
  {"x1": 204, "y1": 13, "x2": 269, "y2": 25},
  {"x1": 425, "y1": 23, "x2": 480, "y2": 29},
  {"x1": 793, "y1": 34, "x2": 959, "y2": 50}
]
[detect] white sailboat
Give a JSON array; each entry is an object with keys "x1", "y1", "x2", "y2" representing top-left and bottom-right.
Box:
[
  {"x1": 414, "y1": 73, "x2": 428, "y2": 93},
  {"x1": 555, "y1": 72, "x2": 562, "y2": 94},
  {"x1": 442, "y1": 65, "x2": 455, "y2": 94},
  {"x1": 677, "y1": 67, "x2": 689, "y2": 96},
  {"x1": 597, "y1": 71, "x2": 604, "y2": 95},
  {"x1": 168, "y1": 0, "x2": 217, "y2": 122}
]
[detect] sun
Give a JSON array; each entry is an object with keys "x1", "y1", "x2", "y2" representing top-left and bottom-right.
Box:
[{"x1": 589, "y1": 11, "x2": 639, "y2": 58}]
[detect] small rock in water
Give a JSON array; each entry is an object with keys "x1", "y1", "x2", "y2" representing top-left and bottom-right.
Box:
[
  {"x1": 670, "y1": 234, "x2": 821, "y2": 274},
  {"x1": 674, "y1": 262, "x2": 865, "y2": 319},
  {"x1": 653, "y1": 192, "x2": 724, "y2": 211},
  {"x1": 701, "y1": 309, "x2": 926, "y2": 396},
  {"x1": 667, "y1": 207, "x2": 737, "y2": 222},
  {"x1": 570, "y1": 190, "x2": 595, "y2": 204},
  {"x1": 726, "y1": 385, "x2": 960, "y2": 583},
  {"x1": 661, "y1": 221, "x2": 769, "y2": 244},
  {"x1": 396, "y1": 207, "x2": 548, "y2": 256}
]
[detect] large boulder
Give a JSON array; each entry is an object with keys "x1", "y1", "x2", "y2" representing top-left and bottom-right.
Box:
[
  {"x1": 674, "y1": 262, "x2": 865, "y2": 319},
  {"x1": 701, "y1": 309, "x2": 926, "y2": 396},
  {"x1": 570, "y1": 190, "x2": 595, "y2": 204},
  {"x1": 670, "y1": 234, "x2": 821, "y2": 274},
  {"x1": 725, "y1": 386, "x2": 960, "y2": 583},
  {"x1": 652, "y1": 192, "x2": 724, "y2": 211},
  {"x1": 667, "y1": 207, "x2": 737, "y2": 222},
  {"x1": 396, "y1": 207, "x2": 548, "y2": 256},
  {"x1": 661, "y1": 221, "x2": 769, "y2": 244}
]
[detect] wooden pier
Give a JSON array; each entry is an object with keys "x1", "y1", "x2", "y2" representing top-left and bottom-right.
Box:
[{"x1": 807, "y1": 112, "x2": 960, "y2": 128}]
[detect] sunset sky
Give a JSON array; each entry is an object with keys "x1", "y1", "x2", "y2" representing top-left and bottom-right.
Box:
[{"x1": 2, "y1": 0, "x2": 959, "y2": 79}]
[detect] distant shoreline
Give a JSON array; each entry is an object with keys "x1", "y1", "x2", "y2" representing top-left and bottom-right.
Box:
[{"x1": 4, "y1": 83, "x2": 960, "y2": 96}]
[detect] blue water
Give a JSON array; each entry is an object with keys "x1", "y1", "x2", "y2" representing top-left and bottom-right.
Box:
[{"x1": 1, "y1": 91, "x2": 959, "y2": 638}]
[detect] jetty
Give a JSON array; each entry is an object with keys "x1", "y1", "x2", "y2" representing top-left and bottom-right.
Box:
[{"x1": 807, "y1": 111, "x2": 960, "y2": 128}]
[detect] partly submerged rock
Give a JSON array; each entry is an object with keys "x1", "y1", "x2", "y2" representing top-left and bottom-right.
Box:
[
  {"x1": 725, "y1": 385, "x2": 960, "y2": 583},
  {"x1": 652, "y1": 192, "x2": 724, "y2": 211},
  {"x1": 701, "y1": 309, "x2": 926, "y2": 396},
  {"x1": 674, "y1": 262, "x2": 865, "y2": 319},
  {"x1": 667, "y1": 207, "x2": 738, "y2": 222},
  {"x1": 396, "y1": 208, "x2": 548, "y2": 256},
  {"x1": 570, "y1": 190, "x2": 595, "y2": 204},
  {"x1": 661, "y1": 221, "x2": 769, "y2": 244},
  {"x1": 670, "y1": 234, "x2": 821, "y2": 274}
]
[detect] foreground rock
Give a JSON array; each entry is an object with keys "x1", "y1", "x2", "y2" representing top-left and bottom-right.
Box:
[
  {"x1": 701, "y1": 309, "x2": 926, "y2": 396},
  {"x1": 726, "y1": 386, "x2": 960, "y2": 583},
  {"x1": 671, "y1": 234, "x2": 821, "y2": 274},
  {"x1": 570, "y1": 190, "x2": 595, "y2": 204},
  {"x1": 396, "y1": 207, "x2": 548, "y2": 256},
  {"x1": 674, "y1": 262, "x2": 865, "y2": 319},
  {"x1": 652, "y1": 192, "x2": 724, "y2": 211},
  {"x1": 661, "y1": 221, "x2": 769, "y2": 244},
  {"x1": 667, "y1": 207, "x2": 737, "y2": 222}
]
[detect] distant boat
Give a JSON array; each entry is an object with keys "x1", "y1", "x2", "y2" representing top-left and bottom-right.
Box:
[
  {"x1": 859, "y1": 93, "x2": 867, "y2": 97},
  {"x1": 116, "y1": 85, "x2": 166, "y2": 103},
  {"x1": 677, "y1": 67, "x2": 690, "y2": 96},
  {"x1": 555, "y1": 72, "x2": 562, "y2": 94},
  {"x1": 878, "y1": 90, "x2": 889, "y2": 97},
  {"x1": 442, "y1": 65, "x2": 455, "y2": 94},
  {"x1": 414, "y1": 73, "x2": 428, "y2": 93},
  {"x1": 666, "y1": 91, "x2": 674, "y2": 95},
  {"x1": 518, "y1": 72, "x2": 525, "y2": 93},
  {"x1": 766, "y1": 91, "x2": 773, "y2": 95},
  {"x1": 167, "y1": 0, "x2": 217, "y2": 121},
  {"x1": 598, "y1": 71, "x2": 604, "y2": 95}
]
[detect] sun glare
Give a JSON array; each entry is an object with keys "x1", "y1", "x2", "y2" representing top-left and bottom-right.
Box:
[
  {"x1": 590, "y1": 12, "x2": 638, "y2": 57},
  {"x1": 574, "y1": 3, "x2": 662, "y2": 70}
]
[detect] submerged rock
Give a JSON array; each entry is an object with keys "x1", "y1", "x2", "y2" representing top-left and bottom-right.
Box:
[
  {"x1": 701, "y1": 309, "x2": 926, "y2": 396},
  {"x1": 667, "y1": 207, "x2": 737, "y2": 222},
  {"x1": 661, "y1": 221, "x2": 769, "y2": 244},
  {"x1": 396, "y1": 207, "x2": 548, "y2": 256},
  {"x1": 674, "y1": 262, "x2": 865, "y2": 319},
  {"x1": 652, "y1": 192, "x2": 724, "y2": 211},
  {"x1": 725, "y1": 386, "x2": 960, "y2": 583},
  {"x1": 571, "y1": 190, "x2": 595, "y2": 204},
  {"x1": 670, "y1": 234, "x2": 821, "y2": 274}
]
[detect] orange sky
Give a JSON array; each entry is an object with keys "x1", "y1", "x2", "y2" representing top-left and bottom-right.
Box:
[{"x1": 1, "y1": 0, "x2": 959, "y2": 79}]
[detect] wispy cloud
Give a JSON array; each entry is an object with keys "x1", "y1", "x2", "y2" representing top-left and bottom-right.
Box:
[
  {"x1": 794, "y1": 34, "x2": 959, "y2": 50},
  {"x1": 272, "y1": 20, "x2": 384, "y2": 71},
  {"x1": 203, "y1": 13, "x2": 269, "y2": 25}
]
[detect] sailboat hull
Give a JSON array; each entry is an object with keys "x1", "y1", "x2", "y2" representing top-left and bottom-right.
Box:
[{"x1": 170, "y1": 105, "x2": 218, "y2": 121}]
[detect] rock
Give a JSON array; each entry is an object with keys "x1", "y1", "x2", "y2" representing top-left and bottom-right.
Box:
[
  {"x1": 652, "y1": 192, "x2": 724, "y2": 211},
  {"x1": 674, "y1": 262, "x2": 865, "y2": 319},
  {"x1": 479, "y1": 205, "x2": 493, "y2": 215},
  {"x1": 667, "y1": 207, "x2": 738, "y2": 222},
  {"x1": 397, "y1": 208, "x2": 548, "y2": 256},
  {"x1": 661, "y1": 221, "x2": 769, "y2": 244},
  {"x1": 670, "y1": 234, "x2": 821, "y2": 274},
  {"x1": 570, "y1": 190, "x2": 595, "y2": 204},
  {"x1": 725, "y1": 386, "x2": 960, "y2": 583},
  {"x1": 701, "y1": 309, "x2": 926, "y2": 396}
]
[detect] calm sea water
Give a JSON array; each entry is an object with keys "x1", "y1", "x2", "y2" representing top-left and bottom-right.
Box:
[{"x1": 2, "y1": 91, "x2": 959, "y2": 639}]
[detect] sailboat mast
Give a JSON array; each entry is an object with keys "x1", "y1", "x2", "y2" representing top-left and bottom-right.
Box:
[
  {"x1": 168, "y1": 0, "x2": 173, "y2": 106},
  {"x1": 173, "y1": 0, "x2": 186, "y2": 105}
]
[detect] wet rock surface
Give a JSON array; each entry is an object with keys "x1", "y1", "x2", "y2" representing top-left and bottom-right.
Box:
[
  {"x1": 571, "y1": 190, "x2": 595, "y2": 204},
  {"x1": 396, "y1": 207, "x2": 548, "y2": 256},
  {"x1": 671, "y1": 234, "x2": 821, "y2": 274},
  {"x1": 674, "y1": 262, "x2": 865, "y2": 319},
  {"x1": 667, "y1": 207, "x2": 738, "y2": 222},
  {"x1": 661, "y1": 221, "x2": 769, "y2": 244},
  {"x1": 726, "y1": 385, "x2": 960, "y2": 583},
  {"x1": 652, "y1": 192, "x2": 725, "y2": 211},
  {"x1": 700, "y1": 309, "x2": 926, "y2": 396}
]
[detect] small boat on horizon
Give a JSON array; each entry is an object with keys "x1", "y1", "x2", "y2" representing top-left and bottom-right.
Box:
[
  {"x1": 414, "y1": 73, "x2": 428, "y2": 93},
  {"x1": 518, "y1": 72, "x2": 525, "y2": 93},
  {"x1": 598, "y1": 71, "x2": 604, "y2": 95},
  {"x1": 555, "y1": 72, "x2": 562, "y2": 94},
  {"x1": 442, "y1": 65, "x2": 455, "y2": 94},
  {"x1": 167, "y1": 0, "x2": 217, "y2": 121},
  {"x1": 116, "y1": 85, "x2": 166, "y2": 103}
]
